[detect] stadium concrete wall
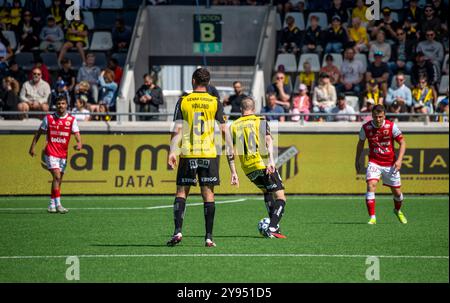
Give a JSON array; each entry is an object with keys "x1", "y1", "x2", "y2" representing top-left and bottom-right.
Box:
[{"x1": 0, "y1": 124, "x2": 448, "y2": 195}]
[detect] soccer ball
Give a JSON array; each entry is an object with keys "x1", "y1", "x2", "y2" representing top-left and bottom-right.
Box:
[{"x1": 258, "y1": 217, "x2": 271, "y2": 235}]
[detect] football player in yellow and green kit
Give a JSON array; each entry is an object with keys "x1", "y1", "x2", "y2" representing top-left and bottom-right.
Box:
[
  {"x1": 167, "y1": 68, "x2": 239, "y2": 247},
  {"x1": 230, "y1": 97, "x2": 287, "y2": 239}
]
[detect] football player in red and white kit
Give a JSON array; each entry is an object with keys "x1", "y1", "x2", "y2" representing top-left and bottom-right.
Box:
[
  {"x1": 355, "y1": 104, "x2": 408, "y2": 225},
  {"x1": 29, "y1": 96, "x2": 82, "y2": 214}
]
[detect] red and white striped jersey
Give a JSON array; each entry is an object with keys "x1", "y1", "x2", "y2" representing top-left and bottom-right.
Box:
[{"x1": 40, "y1": 113, "x2": 79, "y2": 158}]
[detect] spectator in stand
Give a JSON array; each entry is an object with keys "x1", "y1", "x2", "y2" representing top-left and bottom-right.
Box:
[
  {"x1": 49, "y1": 79, "x2": 70, "y2": 110},
  {"x1": 71, "y1": 94, "x2": 90, "y2": 121},
  {"x1": 275, "y1": 64, "x2": 293, "y2": 89},
  {"x1": 9, "y1": 0, "x2": 23, "y2": 30},
  {"x1": 28, "y1": 57, "x2": 51, "y2": 85},
  {"x1": 0, "y1": 31, "x2": 14, "y2": 65},
  {"x1": 366, "y1": 51, "x2": 390, "y2": 97},
  {"x1": 92, "y1": 102, "x2": 111, "y2": 121},
  {"x1": 75, "y1": 80, "x2": 95, "y2": 108},
  {"x1": 363, "y1": 79, "x2": 384, "y2": 107},
  {"x1": 403, "y1": 16, "x2": 420, "y2": 42},
  {"x1": 390, "y1": 27, "x2": 415, "y2": 74},
  {"x1": 370, "y1": 7, "x2": 399, "y2": 43},
  {"x1": 403, "y1": 0, "x2": 422, "y2": 29},
  {"x1": 368, "y1": 31, "x2": 391, "y2": 63},
  {"x1": 24, "y1": 0, "x2": 47, "y2": 25},
  {"x1": 412, "y1": 76, "x2": 436, "y2": 114},
  {"x1": 431, "y1": 0, "x2": 448, "y2": 24},
  {"x1": 351, "y1": 0, "x2": 368, "y2": 26},
  {"x1": 223, "y1": 80, "x2": 247, "y2": 120},
  {"x1": 284, "y1": 0, "x2": 307, "y2": 13},
  {"x1": 331, "y1": 94, "x2": 356, "y2": 122},
  {"x1": 360, "y1": 98, "x2": 375, "y2": 122},
  {"x1": 290, "y1": 83, "x2": 311, "y2": 121},
  {"x1": 320, "y1": 54, "x2": 340, "y2": 85},
  {"x1": 4, "y1": 60, "x2": 27, "y2": 84},
  {"x1": 435, "y1": 91, "x2": 448, "y2": 122},
  {"x1": 0, "y1": 7, "x2": 13, "y2": 31},
  {"x1": 48, "y1": 0, "x2": 65, "y2": 27},
  {"x1": 325, "y1": 15, "x2": 348, "y2": 54},
  {"x1": 327, "y1": 0, "x2": 348, "y2": 25},
  {"x1": 17, "y1": 67, "x2": 51, "y2": 117},
  {"x1": 133, "y1": 73, "x2": 164, "y2": 121},
  {"x1": 266, "y1": 71, "x2": 291, "y2": 111},
  {"x1": 56, "y1": 58, "x2": 76, "y2": 94},
  {"x1": 261, "y1": 92, "x2": 285, "y2": 122},
  {"x1": 338, "y1": 47, "x2": 365, "y2": 95},
  {"x1": 278, "y1": 15, "x2": 301, "y2": 55},
  {"x1": 0, "y1": 76, "x2": 21, "y2": 118},
  {"x1": 312, "y1": 72, "x2": 337, "y2": 121},
  {"x1": 108, "y1": 58, "x2": 123, "y2": 86},
  {"x1": 112, "y1": 17, "x2": 132, "y2": 53},
  {"x1": 98, "y1": 69, "x2": 118, "y2": 111},
  {"x1": 348, "y1": 17, "x2": 369, "y2": 53},
  {"x1": 411, "y1": 51, "x2": 439, "y2": 88},
  {"x1": 421, "y1": 4, "x2": 444, "y2": 39},
  {"x1": 39, "y1": 15, "x2": 64, "y2": 52},
  {"x1": 298, "y1": 61, "x2": 316, "y2": 93},
  {"x1": 16, "y1": 10, "x2": 40, "y2": 52},
  {"x1": 385, "y1": 72, "x2": 413, "y2": 116},
  {"x1": 416, "y1": 29, "x2": 444, "y2": 70},
  {"x1": 58, "y1": 17, "x2": 89, "y2": 65},
  {"x1": 302, "y1": 15, "x2": 324, "y2": 57},
  {"x1": 77, "y1": 52, "x2": 101, "y2": 103}
]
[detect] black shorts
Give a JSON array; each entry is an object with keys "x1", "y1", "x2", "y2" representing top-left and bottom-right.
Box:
[
  {"x1": 176, "y1": 157, "x2": 220, "y2": 186},
  {"x1": 246, "y1": 169, "x2": 284, "y2": 192}
]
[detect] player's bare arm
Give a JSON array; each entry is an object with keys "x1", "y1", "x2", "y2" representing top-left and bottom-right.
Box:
[
  {"x1": 223, "y1": 123, "x2": 239, "y2": 186},
  {"x1": 265, "y1": 134, "x2": 276, "y2": 175},
  {"x1": 355, "y1": 139, "x2": 365, "y2": 173},
  {"x1": 168, "y1": 123, "x2": 182, "y2": 169},
  {"x1": 73, "y1": 132, "x2": 83, "y2": 151},
  {"x1": 29, "y1": 128, "x2": 45, "y2": 157},
  {"x1": 394, "y1": 137, "x2": 406, "y2": 172}
]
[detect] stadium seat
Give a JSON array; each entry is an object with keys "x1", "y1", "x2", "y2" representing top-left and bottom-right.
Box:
[
  {"x1": 390, "y1": 12, "x2": 399, "y2": 22},
  {"x1": 390, "y1": 74, "x2": 411, "y2": 88},
  {"x1": 101, "y1": 0, "x2": 123, "y2": 9},
  {"x1": 443, "y1": 54, "x2": 449, "y2": 74},
  {"x1": 321, "y1": 53, "x2": 343, "y2": 69},
  {"x1": 439, "y1": 75, "x2": 449, "y2": 95},
  {"x1": 381, "y1": 0, "x2": 404, "y2": 10},
  {"x1": 90, "y1": 31, "x2": 113, "y2": 51},
  {"x1": 355, "y1": 53, "x2": 368, "y2": 72},
  {"x1": 112, "y1": 52, "x2": 127, "y2": 67},
  {"x1": 274, "y1": 53, "x2": 297, "y2": 73},
  {"x1": 123, "y1": 11, "x2": 138, "y2": 27},
  {"x1": 298, "y1": 53, "x2": 321, "y2": 72},
  {"x1": 40, "y1": 52, "x2": 59, "y2": 71},
  {"x1": 65, "y1": 52, "x2": 83, "y2": 70},
  {"x1": 345, "y1": 95, "x2": 360, "y2": 112},
  {"x1": 275, "y1": 12, "x2": 282, "y2": 31},
  {"x1": 418, "y1": 0, "x2": 426, "y2": 7},
  {"x1": 2, "y1": 30, "x2": 17, "y2": 50},
  {"x1": 124, "y1": 0, "x2": 143, "y2": 9},
  {"x1": 43, "y1": 0, "x2": 52, "y2": 7},
  {"x1": 82, "y1": 11, "x2": 96, "y2": 30},
  {"x1": 283, "y1": 12, "x2": 305, "y2": 31},
  {"x1": 93, "y1": 52, "x2": 108, "y2": 69},
  {"x1": 14, "y1": 52, "x2": 34, "y2": 71},
  {"x1": 94, "y1": 11, "x2": 117, "y2": 29},
  {"x1": 306, "y1": 12, "x2": 328, "y2": 30}
]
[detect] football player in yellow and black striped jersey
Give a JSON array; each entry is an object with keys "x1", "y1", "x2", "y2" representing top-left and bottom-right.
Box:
[
  {"x1": 167, "y1": 67, "x2": 239, "y2": 248},
  {"x1": 230, "y1": 97, "x2": 287, "y2": 239}
]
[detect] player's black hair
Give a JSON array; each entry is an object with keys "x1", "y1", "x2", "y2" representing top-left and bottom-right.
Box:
[
  {"x1": 56, "y1": 95, "x2": 68, "y2": 103},
  {"x1": 372, "y1": 104, "x2": 386, "y2": 114},
  {"x1": 192, "y1": 68, "x2": 210, "y2": 87}
]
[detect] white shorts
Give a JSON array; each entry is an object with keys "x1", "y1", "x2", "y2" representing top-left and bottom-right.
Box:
[
  {"x1": 366, "y1": 162, "x2": 401, "y2": 188},
  {"x1": 45, "y1": 155, "x2": 67, "y2": 173}
]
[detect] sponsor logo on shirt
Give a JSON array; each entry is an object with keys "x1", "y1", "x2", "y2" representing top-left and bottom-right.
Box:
[{"x1": 51, "y1": 137, "x2": 67, "y2": 144}]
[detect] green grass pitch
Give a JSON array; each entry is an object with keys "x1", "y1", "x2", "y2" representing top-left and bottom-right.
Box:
[{"x1": 0, "y1": 195, "x2": 448, "y2": 283}]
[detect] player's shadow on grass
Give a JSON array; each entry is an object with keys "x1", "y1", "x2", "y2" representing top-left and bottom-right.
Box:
[
  {"x1": 184, "y1": 235, "x2": 262, "y2": 239},
  {"x1": 91, "y1": 243, "x2": 201, "y2": 248},
  {"x1": 0, "y1": 212, "x2": 49, "y2": 215}
]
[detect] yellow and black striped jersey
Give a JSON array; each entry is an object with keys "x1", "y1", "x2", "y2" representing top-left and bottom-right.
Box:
[
  {"x1": 230, "y1": 114, "x2": 271, "y2": 175},
  {"x1": 173, "y1": 91, "x2": 225, "y2": 158}
]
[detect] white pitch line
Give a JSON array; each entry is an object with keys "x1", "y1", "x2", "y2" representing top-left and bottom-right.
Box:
[
  {"x1": 0, "y1": 253, "x2": 447, "y2": 260},
  {"x1": 0, "y1": 198, "x2": 247, "y2": 211}
]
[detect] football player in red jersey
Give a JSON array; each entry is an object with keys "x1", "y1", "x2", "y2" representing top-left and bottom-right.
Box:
[
  {"x1": 355, "y1": 105, "x2": 408, "y2": 224},
  {"x1": 29, "y1": 96, "x2": 83, "y2": 214}
]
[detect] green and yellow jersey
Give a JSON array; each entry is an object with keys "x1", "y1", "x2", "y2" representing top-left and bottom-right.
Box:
[
  {"x1": 173, "y1": 91, "x2": 225, "y2": 158},
  {"x1": 230, "y1": 114, "x2": 271, "y2": 175}
]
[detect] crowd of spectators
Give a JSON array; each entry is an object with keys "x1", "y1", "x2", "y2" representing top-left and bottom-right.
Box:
[{"x1": 0, "y1": 0, "x2": 134, "y2": 121}]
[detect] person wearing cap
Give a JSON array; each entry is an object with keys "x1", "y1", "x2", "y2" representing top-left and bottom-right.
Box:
[
  {"x1": 302, "y1": 15, "x2": 324, "y2": 57},
  {"x1": 325, "y1": 15, "x2": 348, "y2": 54},
  {"x1": 385, "y1": 72, "x2": 412, "y2": 118},
  {"x1": 368, "y1": 31, "x2": 391, "y2": 63},
  {"x1": 364, "y1": 79, "x2": 384, "y2": 107},
  {"x1": 312, "y1": 72, "x2": 337, "y2": 121},
  {"x1": 412, "y1": 75, "x2": 436, "y2": 115},
  {"x1": 291, "y1": 83, "x2": 311, "y2": 122},
  {"x1": 72, "y1": 93, "x2": 90, "y2": 121},
  {"x1": 411, "y1": 51, "x2": 438, "y2": 87},
  {"x1": 330, "y1": 93, "x2": 356, "y2": 122},
  {"x1": 371, "y1": 7, "x2": 399, "y2": 42},
  {"x1": 39, "y1": 15, "x2": 64, "y2": 52},
  {"x1": 50, "y1": 79, "x2": 71, "y2": 110},
  {"x1": 339, "y1": 47, "x2": 365, "y2": 94},
  {"x1": 366, "y1": 50, "x2": 390, "y2": 96}
]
